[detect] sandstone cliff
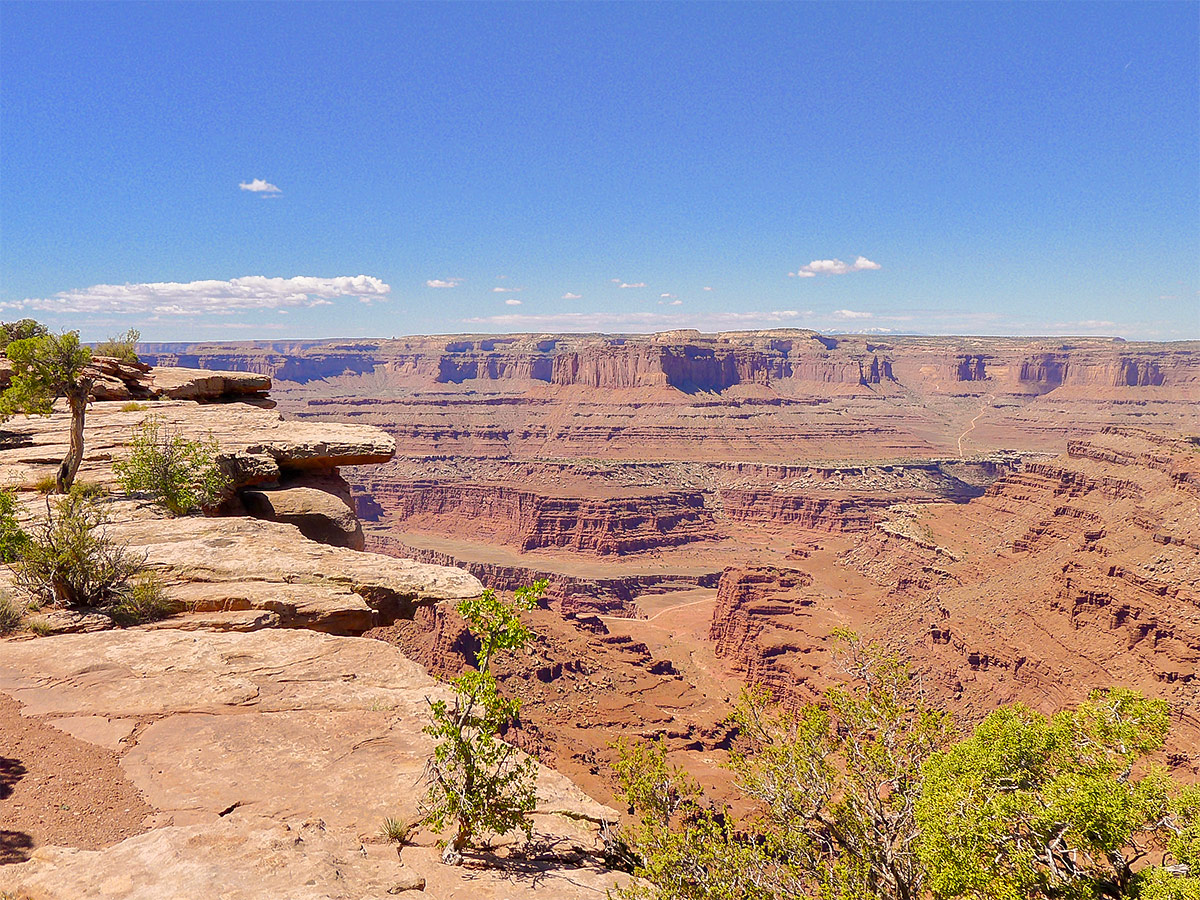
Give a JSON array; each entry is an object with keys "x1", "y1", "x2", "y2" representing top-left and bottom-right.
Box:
[{"x1": 710, "y1": 427, "x2": 1200, "y2": 771}]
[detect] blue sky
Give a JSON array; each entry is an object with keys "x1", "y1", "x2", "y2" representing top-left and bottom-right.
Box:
[{"x1": 1, "y1": 2, "x2": 1196, "y2": 341}]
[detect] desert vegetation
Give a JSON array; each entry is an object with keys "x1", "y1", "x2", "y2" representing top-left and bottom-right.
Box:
[
  {"x1": 4, "y1": 488, "x2": 174, "y2": 627},
  {"x1": 615, "y1": 633, "x2": 1199, "y2": 900},
  {"x1": 1, "y1": 328, "x2": 94, "y2": 492},
  {"x1": 420, "y1": 580, "x2": 547, "y2": 864},
  {"x1": 93, "y1": 328, "x2": 141, "y2": 365},
  {"x1": 114, "y1": 417, "x2": 228, "y2": 515}
]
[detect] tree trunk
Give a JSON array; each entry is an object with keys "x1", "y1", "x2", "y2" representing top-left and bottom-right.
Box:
[{"x1": 55, "y1": 383, "x2": 89, "y2": 493}]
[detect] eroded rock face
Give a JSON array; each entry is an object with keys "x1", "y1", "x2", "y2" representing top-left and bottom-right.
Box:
[
  {"x1": 360, "y1": 480, "x2": 719, "y2": 554},
  {"x1": 0, "y1": 629, "x2": 625, "y2": 900},
  {"x1": 712, "y1": 428, "x2": 1200, "y2": 772},
  {"x1": 241, "y1": 481, "x2": 365, "y2": 549},
  {"x1": 0, "y1": 397, "x2": 395, "y2": 495}
]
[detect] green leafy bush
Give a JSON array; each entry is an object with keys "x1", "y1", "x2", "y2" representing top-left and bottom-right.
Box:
[
  {"x1": 14, "y1": 491, "x2": 144, "y2": 608},
  {"x1": 94, "y1": 328, "x2": 141, "y2": 365},
  {"x1": 0, "y1": 319, "x2": 48, "y2": 351},
  {"x1": 113, "y1": 417, "x2": 229, "y2": 515},
  {"x1": 918, "y1": 688, "x2": 1192, "y2": 899},
  {"x1": 616, "y1": 630, "x2": 951, "y2": 900},
  {"x1": 422, "y1": 581, "x2": 546, "y2": 864},
  {"x1": 0, "y1": 489, "x2": 28, "y2": 563}
]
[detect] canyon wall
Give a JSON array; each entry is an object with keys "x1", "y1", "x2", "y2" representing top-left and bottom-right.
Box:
[
  {"x1": 710, "y1": 427, "x2": 1200, "y2": 770},
  {"x1": 139, "y1": 331, "x2": 1200, "y2": 394}
]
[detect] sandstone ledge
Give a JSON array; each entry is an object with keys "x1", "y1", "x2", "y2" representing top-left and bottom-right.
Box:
[{"x1": 0, "y1": 628, "x2": 625, "y2": 899}]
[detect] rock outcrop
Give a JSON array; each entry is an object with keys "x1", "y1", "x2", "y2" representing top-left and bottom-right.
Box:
[
  {"x1": 357, "y1": 480, "x2": 719, "y2": 554},
  {"x1": 0, "y1": 629, "x2": 625, "y2": 899},
  {"x1": 711, "y1": 428, "x2": 1200, "y2": 771}
]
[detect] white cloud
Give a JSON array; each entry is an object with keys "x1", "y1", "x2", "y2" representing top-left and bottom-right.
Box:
[
  {"x1": 561, "y1": 292, "x2": 582, "y2": 300},
  {"x1": 660, "y1": 293, "x2": 676, "y2": 299},
  {"x1": 618, "y1": 282, "x2": 646, "y2": 289},
  {"x1": 4, "y1": 275, "x2": 390, "y2": 316},
  {"x1": 669, "y1": 299, "x2": 682, "y2": 306},
  {"x1": 426, "y1": 278, "x2": 463, "y2": 288},
  {"x1": 462, "y1": 308, "x2": 810, "y2": 331},
  {"x1": 703, "y1": 286, "x2": 713, "y2": 291},
  {"x1": 505, "y1": 298, "x2": 522, "y2": 306},
  {"x1": 789, "y1": 256, "x2": 881, "y2": 277},
  {"x1": 492, "y1": 286, "x2": 521, "y2": 293},
  {"x1": 610, "y1": 278, "x2": 622, "y2": 284},
  {"x1": 832, "y1": 309, "x2": 874, "y2": 320},
  {"x1": 238, "y1": 178, "x2": 281, "y2": 194}
]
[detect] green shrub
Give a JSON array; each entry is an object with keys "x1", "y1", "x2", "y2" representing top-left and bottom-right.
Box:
[
  {"x1": 32, "y1": 473, "x2": 57, "y2": 494},
  {"x1": 26, "y1": 617, "x2": 52, "y2": 636},
  {"x1": 108, "y1": 572, "x2": 177, "y2": 626},
  {"x1": 14, "y1": 492, "x2": 144, "y2": 608},
  {"x1": 0, "y1": 489, "x2": 27, "y2": 563},
  {"x1": 381, "y1": 817, "x2": 413, "y2": 845},
  {"x1": 94, "y1": 328, "x2": 140, "y2": 365},
  {"x1": 113, "y1": 417, "x2": 229, "y2": 515},
  {"x1": 422, "y1": 581, "x2": 546, "y2": 864},
  {"x1": 120, "y1": 401, "x2": 149, "y2": 412},
  {"x1": 0, "y1": 319, "x2": 47, "y2": 352},
  {"x1": 0, "y1": 595, "x2": 23, "y2": 634}
]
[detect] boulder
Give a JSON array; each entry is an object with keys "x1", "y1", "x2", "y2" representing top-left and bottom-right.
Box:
[
  {"x1": 148, "y1": 366, "x2": 271, "y2": 400},
  {"x1": 241, "y1": 480, "x2": 366, "y2": 550}
]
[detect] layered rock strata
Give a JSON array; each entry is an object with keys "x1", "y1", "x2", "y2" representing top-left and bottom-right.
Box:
[{"x1": 711, "y1": 428, "x2": 1200, "y2": 771}]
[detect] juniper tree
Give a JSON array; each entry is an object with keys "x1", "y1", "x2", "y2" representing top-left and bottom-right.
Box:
[{"x1": 1, "y1": 329, "x2": 94, "y2": 492}]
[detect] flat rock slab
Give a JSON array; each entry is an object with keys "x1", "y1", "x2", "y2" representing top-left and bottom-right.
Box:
[
  {"x1": 0, "y1": 398, "x2": 396, "y2": 492},
  {"x1": 100, "y1": 504, "x2": 482, "y2": 631},
  {"x1": 0, "y1": 628, "x2": 625, "y2": 899}
]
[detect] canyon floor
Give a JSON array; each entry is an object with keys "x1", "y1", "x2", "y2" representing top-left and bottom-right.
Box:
[{"x1": 142, "y1": 331, "x2": 1200, "y2": 801}]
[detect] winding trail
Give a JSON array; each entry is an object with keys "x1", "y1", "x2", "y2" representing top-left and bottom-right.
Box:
[{"x1": 957, "y1": 393, "x2": 995, "y2": 456}]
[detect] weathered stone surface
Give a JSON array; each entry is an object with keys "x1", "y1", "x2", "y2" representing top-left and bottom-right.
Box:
[
  {"x1": 241, "y1": 483, "x2": 365, "y2": 549},
  {"x1": 0, "y1": 629, "x2": 627, "y2": 900},
  {"x1": 0, "y1": 398, "x2": 397, "y2": 492},
  {"x1": 86, "y1": 504, "x2": 484, "y2": 633},
  {"x1": 148, "y1": 366, "x2": 271, "y2": 399}
]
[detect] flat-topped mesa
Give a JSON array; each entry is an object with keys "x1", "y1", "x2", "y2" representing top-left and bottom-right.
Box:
[{"x1": 136, "y1": 331, "x2": 1200, "y2": 395}]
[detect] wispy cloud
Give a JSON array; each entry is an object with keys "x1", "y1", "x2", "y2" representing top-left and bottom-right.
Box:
[
  {"x1": 238, "y1": 178, "x2": 281, "y2": 195},
  {"x1": 789, "y1": 256, "x2": 881, "y2": 278},
  {"x1": 660, "y1": 293, "x2": 676, "y2": 299},
  {"x1": 702, "y1": 286, "x2": 713, "y2": 291},
  {"x1": 426, "y1": 278, "x2": 463, "y2": 288},
  {"x1": 462, "y1": 308, "x2": 811, "y2": 331},
  {"x1": 658, "y1": 297, "x2": 683, "y2": 306},
  {"x1": 492, "y1": 286, "x2": 521, "y2": 293},
  {"x1": 831, "y1": 309, "x2": 874, "y2": 320},
  {"x1": 505, "y1": 298, "x2": 522, "y2": 306},
  {"x1": 561, "y1": 292, "x2": 582, "y2": 300},
  {"x1": 3, "y1": 275, "x2": 390, "y2": 316},
  {"x1": 618, "y1": 282, "x2": 647, "y2": 289}
]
